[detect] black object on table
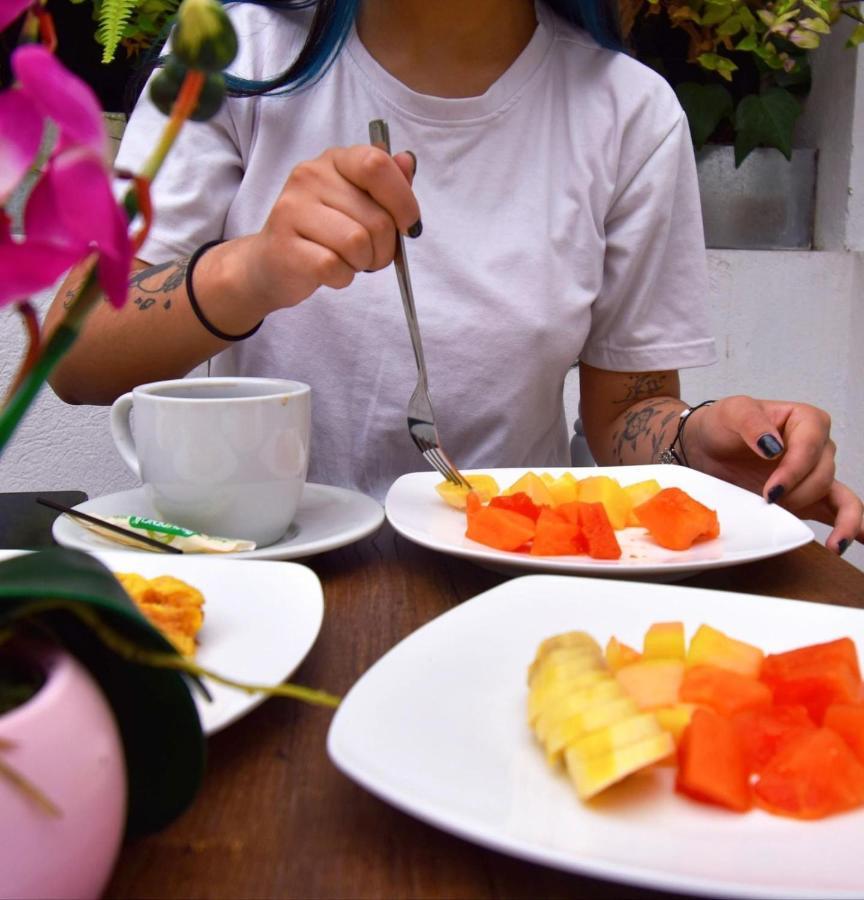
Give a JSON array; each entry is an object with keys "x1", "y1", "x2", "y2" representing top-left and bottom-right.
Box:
[{"x1": 0, "y1": 491, "x2": 88, "y2": 550}]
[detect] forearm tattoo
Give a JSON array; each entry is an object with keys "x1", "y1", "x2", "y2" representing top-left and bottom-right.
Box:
[
  {"x1": 128, "y1": 258, "x2": 190, "y2": 312},
  {"x1": 608, "y1": 374, "x2": 684, "y2": 464}
]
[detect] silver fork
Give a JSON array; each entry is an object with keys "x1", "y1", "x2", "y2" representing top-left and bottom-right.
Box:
[{"x1": 368, "y1": 119, "x2": 471, "y2": 489}]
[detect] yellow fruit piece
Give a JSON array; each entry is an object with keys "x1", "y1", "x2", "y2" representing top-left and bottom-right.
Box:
[
  {"x1": 527, "y1": 670, "x2": 609, "y2": 724},
  {"x1": 539, "y1": 472, "x2": 580, "y2": 506},
  {"x1": 623, "y1": 479, "x2": 662, "y2": 526},
  {"x1": 566, "y1": 712, "x2": 664, "y2": 760},
  {"x1": 434, "y1": 474, "x2": 500, "y2": 509},
  {"x1": 686, "y1": 624, "x2": 764, "y2": 677},
  {"x1": 653, "y1": 703, "x2": 698, "y2": 744},
  {"x1": 577, "y1": 475, "x2": 632, "y2": 530},
  {"x1": 615, "y1": 659, "x2": 685, "y2": 710},
  {"x1": 503, "y1": 471, "x2": 554, "y2": 507},
  {"x1": 534, "y1": 679, "x2": 626, "y2": 745},
  {"x1": 565, "y1": 731, "x2": 675, "y2": 799},
  {"x1": 643, "y1": 621, "x2": 686, "y2": 661},
  {"x1": 605, "y1": 636, "x2": 642, "y2": 672},
  {"x1": 534, "y1": 631, "x2": 602, "y2": 664},
  {"x1": 544, "y1": 696, "x2": 639, "y2": 765}
]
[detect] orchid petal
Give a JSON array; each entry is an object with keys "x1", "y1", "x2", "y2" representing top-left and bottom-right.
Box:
[
  {"x1": 0, "y1": 240, "x2": 80, "y2": 307},
  {"x1": 0, "y1": 89, "x2": 45, "y2": 203},
  {"x1": 25, "y1": 148, "x2": 132, "y2": 307},
  {"x1": 12, "y1": 45, "x2": 106, "y2": 158},
  {"x1": 0, "y1": 0, "x2": 31, "y2": 34}
]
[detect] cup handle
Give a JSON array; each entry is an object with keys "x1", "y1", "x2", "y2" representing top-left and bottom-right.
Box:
[{"x1": 109, "y1": 392, "x2": 141, "y2": 479}]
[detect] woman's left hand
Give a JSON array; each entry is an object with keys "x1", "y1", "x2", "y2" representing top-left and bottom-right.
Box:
[{"x1": 686, "y1": 396, "x2": 864, "y2": 555}]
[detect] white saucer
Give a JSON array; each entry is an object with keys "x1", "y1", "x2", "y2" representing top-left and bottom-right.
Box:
[{"x1": 53, "y1": 483, "x2": 384, "y2": 560}]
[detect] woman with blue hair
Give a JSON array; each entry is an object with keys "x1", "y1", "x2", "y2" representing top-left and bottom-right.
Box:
[{"x1": 47, "y1": 0, "x2": 863, "y2": 552}]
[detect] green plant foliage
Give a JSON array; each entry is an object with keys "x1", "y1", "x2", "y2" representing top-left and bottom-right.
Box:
[
  {"x1": 90, "y1": 0, "x2": 181, "y2": 62},
  {"x1": 95, "y1": 0, "x2": 139, "y2": 63},
  {"x1": 0, "y1": 548, "x2": 205, "y2": 835},
  {"x1": 734, "y1": 86, "x2": 802, "y2": 164},
  {"x1": 676, "y1": 82, "x2": 734, "y2": 148}
]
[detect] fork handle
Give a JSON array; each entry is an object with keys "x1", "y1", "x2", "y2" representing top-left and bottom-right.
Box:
[{"x1": 369, "y1": 119, "x2": 430, "y2": 389}]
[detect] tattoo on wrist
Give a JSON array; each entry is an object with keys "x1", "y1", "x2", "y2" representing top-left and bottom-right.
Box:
[
  {"x1": 611, "y1": 400, "x2": 681, "y2": 464},
  {"x1": 128, "y1": 258, "x2": 190, "y2": 312}
]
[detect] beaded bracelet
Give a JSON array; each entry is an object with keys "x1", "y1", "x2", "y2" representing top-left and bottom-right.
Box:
[
  {"x1": 186, "y1": 239, "x2": 263, "y2": 342},
  {"x1": 657, "y1": 400, "x2": 715, "y2": 467}
]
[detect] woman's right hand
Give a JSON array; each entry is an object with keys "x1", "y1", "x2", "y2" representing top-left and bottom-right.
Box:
[{"x1": 224, "y1": 145, "x2": 420, "y2": 317}]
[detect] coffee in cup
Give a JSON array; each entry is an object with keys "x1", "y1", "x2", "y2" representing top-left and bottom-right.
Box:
[{"x1": 110, "y1": 377, "x2": 311, "y2": 547}]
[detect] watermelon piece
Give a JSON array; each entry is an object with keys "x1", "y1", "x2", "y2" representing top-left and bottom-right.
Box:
[
  {"x1": 731, "y1": 705, "x2": 816, "y2": 774},
  {"x1": 824, "y1": 704, "x2": 864, "y2": 764},
  {"x1": 676, "y1": 707, "x2": 751, "y2": 812},
  {"x1": 633, "y1": 487, "x2": 719, "y2": 551},
  {"x1": 753, "y1": 728, "x2": 864, "y2": 820},
  {"x1": 530, "y1": 508, "x2": 586, "y2": 556},
  {"x1": 489, "y1": 492, "x2": 543, "y2": 521},
  {"x1": 557, "y1": 501, "x2": 621, "y2": 560},
  {"x1": 680, "y1": 665, "x2": 773, "y2": 718},
  {"x1": 465, "y1": 493, "x2": 535, "y2": 552}
]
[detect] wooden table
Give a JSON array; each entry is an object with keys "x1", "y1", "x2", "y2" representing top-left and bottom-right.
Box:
[{"x1": 105, "y1": 525, "x2": 864, "y2": 900}]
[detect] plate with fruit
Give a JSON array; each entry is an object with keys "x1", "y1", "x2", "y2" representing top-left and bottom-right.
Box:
[
  {"x1": 328, "y1": 575, "x2": 864, "y2": 899},
  {"x1": 384, "y1": 464, "x2": 814, "y2": 579}
]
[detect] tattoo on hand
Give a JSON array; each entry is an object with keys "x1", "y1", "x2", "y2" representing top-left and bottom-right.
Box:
[{"x1": 127, "y1": 258, "x2": 189, "y2": 311}]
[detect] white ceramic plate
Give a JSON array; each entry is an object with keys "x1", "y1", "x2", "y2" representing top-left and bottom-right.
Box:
[
  {"x1": 53, "y1": 483, "x2": 384, "y2": 560},
  {"x1": 385, "y1": 465, "x2": 814, "y2": 579},
  {"x1": 0, "y1": 548, "x2": 324, "y2": 736},
  {"x1": 328, "y1": 575, "x2": 864, "y2": 899}
]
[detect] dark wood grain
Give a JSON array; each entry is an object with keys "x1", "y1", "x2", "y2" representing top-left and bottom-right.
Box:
[{"x1": 106, "y1": 528, "x2": 864, "y2": 900}]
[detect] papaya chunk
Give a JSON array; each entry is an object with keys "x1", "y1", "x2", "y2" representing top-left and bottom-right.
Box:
[
  {"x1": 633, "y1": 487, "x2": 719, "y2": 550},
  {"x1": 761, "y1": 637, "x2": 861, "y2": 682},
  {"x1": 676, "y1": 708, "x2": 751, "y2": 812},
  {"x1": 465, "y1": 492, "x2": 535, "y2": 551},
  {"x1": 489, "y1": 492, "x2": 543, "y2": 521},
  {"x1": 530, "y1": 508, "x2": 586, "y2": 556},
  {"x1": 557, "y1": 501, "x2": 621, "y2": 560},
  {"x1": 753, "y1": 728, "x2": 864, "y2": 820},
  {"x1": 823, "y1": 704, "x2": 864, "y2": 764},
  {"x1": 680, "y1": 665, "x2": 772, "y2": 718},
  {"x1": 761, "y1": 659, "x2": 863, "y2": 724},
  {"x1": 730, "y1": 705, "x2": 815, "y2": 774}
]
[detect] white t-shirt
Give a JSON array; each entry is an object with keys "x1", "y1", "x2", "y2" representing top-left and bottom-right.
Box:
[{"x1": 117, "y1": 1, "x2": 717, "y2": 500}]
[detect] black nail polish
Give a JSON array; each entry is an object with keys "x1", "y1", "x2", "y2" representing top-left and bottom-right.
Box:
[
  {"x1": 767, "y1": 484, "x2": 785, "y2": 504},
  {"x1": 838, "y1": 538, "x2": 850, "y2": 556},
  {"x1": 407, "y1": 219, "x2": 423, "y2": 239},
  {"x1": 757, "y1": 434, "x2": 783, "y2": 458},
  {"x1": 406, "y1": 150, "x2": 417, "y2": 176}
]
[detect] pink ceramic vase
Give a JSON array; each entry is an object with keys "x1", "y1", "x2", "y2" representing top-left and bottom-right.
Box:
[{"x1": 0, "y1": 643, "x2": 127, "y2": 899}]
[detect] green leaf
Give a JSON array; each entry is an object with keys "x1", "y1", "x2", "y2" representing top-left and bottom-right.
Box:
[
  {"x1": 0, "y1": 549, "x2": 205, "y2": 835},
  {"x1": 803, "y1": 0, "x2": 832, "y2": 21},
  {"x1": 799, "y1": 16, "x2": 831, "y2": 33},
  {"x1": 847, "y1": 23, "x2": 864, "y2": 45},
  {"x1": 789, "y1": 27, "x2": 822, "y2": 47},
  {"x1": 96, "y1": 0, "x2": 140, "y2": 62},
  {"x1": 734, "y1": 87, "x2": 802, "y2": 165},
  {"x1": 697, "y1": 52, "x2": 739, "y2": 80},
  {"x1": 735, "y1": 32, "x2": 759, "y2": 50},
  {"x1": 717, "y1": 14, "x2": 743, "y2": 36},
  {"x1": 701, "y1": 2, "x2": 733, "y2": 25},
  {"x1": 737, "y1": 4, "x2": 758, "y2": 29},
  {"x1": 676, "y1": 82, "x2": 734, "y2": 148}
]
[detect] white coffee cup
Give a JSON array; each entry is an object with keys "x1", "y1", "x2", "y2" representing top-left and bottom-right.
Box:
[{"x1": 110, "y1": 377, "x2": 311, "y2": 547}]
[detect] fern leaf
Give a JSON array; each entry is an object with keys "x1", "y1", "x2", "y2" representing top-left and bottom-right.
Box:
[{"x1": 97, "y1": 0, "x2": 141, "y2": 63}]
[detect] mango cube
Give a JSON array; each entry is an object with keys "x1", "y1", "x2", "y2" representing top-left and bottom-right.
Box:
[
  {"x1": 576, "y1": 475, "x2": 632, "y2": 530},
  {"x1": 435, "y1": 475, "x2": 499, "y2": 509},
  {"x1": 623, "y1": 479, "x2": 662, "y2": 526},
  {"x1": 605, "y1": 636, "x2": 642, "y2": 672},
  {"x1": 541, "y1": 472, "x2": 580, "y2": 506},
  {"x1": 503, "y1": 471, "x2": 554, "y2": 507},
  {"x1": 653, "y1": 703, "x2": 698, "y2": 744},
  {"x1": 643, "y1": 621, "x2": 686, "y2": 661},
  {"x1": 615, "y1": 659, "x2": 685, "y2": 710},
  {"x1": 686, "y1": 624, "x2": 764, "y2": 677}
]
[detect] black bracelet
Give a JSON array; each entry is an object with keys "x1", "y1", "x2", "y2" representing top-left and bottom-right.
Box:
[
  {"x1": 657, "y1": 400, "x2": 715, "y2": 467},
  {"x1": 186, "y1": 239, "x2": 264, "y2": 342}
]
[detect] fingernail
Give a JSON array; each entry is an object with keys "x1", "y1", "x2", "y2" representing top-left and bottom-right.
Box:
[
  {"x1": 407, "y1": 219, "x2": 423, "y2": 239},
  {"x1": 767, "y1": 484, "x2": 785, "y2": 504},
  {"x1": 405, "y1": 150, "x2": 417, "y2": 176},
  {"x1": 757, "y1": 434, "x2": 783, "y2": 458},
  {"x1": 838, "y1": 538, "x2": 850, "y2": 556},
  {"x1": 363, "y1": 269, "x2": 374, "y2": 273}
]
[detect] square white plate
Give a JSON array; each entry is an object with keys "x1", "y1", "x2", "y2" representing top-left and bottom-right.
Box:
[
  {"x1": 328, "y1": 575, "x2": 864, "y2": 899},
  {"x1": 0, "y1": 549, "x2": 324, "y2": 735},
  {"x1": 385, "y1": 465, "x2": 814, "y2": 579}
]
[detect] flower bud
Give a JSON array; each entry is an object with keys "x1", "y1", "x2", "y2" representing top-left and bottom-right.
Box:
[
  {"x1": 149, "y1": 58, "x2": 227, "y2": 121},
  {"x1": 172, "y1": 0, "x2": 238, "y2": 72}
]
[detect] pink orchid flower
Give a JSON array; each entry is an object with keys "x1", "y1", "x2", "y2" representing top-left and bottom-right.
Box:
[
  {"x1": 0, "y1": 44, "x2": 132, "y2": 307},
  {"x1": 0, "y1": 0, "x2": 31, "y2": 34}
]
